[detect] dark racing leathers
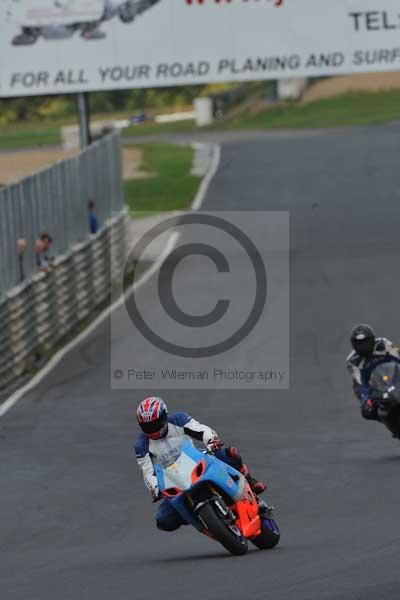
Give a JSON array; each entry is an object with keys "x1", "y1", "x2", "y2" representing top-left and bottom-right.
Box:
[
  {"x1": 135, "y1": 413, "x2": 261, "y2": 532},
  {"x1": 346, "y1": 338, "x2": 400, "y2": 422}
]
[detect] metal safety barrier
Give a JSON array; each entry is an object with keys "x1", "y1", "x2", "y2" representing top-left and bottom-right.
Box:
[
  {"x1": 0, "y1": 132, "x2": 124, "y2": 297},
  {"x1": 0, "y1": 131, "x2": 129, "y2": 393},
  {"x1": 0, "y1": 211, "x2": 129, "y2": 392}
]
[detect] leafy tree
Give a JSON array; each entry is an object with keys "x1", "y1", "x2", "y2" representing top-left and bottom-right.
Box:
[{"x1": 0, "y1": 84, "x2": 242, "y2": 126}]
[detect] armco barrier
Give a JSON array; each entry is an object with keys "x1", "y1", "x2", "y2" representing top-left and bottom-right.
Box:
[{"x1": 0, "y1": 211, "x2": 129, "y2": 392}]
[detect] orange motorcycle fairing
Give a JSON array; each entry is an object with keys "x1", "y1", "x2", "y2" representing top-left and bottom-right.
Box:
[{"x1": 232, "y1": 483, "x2": 261, "y2": 539}]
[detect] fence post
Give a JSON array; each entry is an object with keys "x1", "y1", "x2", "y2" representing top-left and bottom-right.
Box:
[{"x1": 76, "y1": 92, "x2": 91, "y2": 149}]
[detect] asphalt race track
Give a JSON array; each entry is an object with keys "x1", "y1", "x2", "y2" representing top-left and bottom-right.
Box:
[{"x1": 2, "y1": 125, "x2": 400, "y2": 600}]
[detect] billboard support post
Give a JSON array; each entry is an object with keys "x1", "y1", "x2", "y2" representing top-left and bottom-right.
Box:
[{"x1": 76, "y1": 92, "x2": 91, "y2": 148}]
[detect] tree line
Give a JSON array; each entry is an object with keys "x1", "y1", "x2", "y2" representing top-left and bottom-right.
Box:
[{"x1": 0, "y1": 86, "x2": 209, "y2": 126}]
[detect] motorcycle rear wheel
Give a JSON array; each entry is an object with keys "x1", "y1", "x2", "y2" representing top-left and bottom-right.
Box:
[{"x1": 198, "y1": 503, "x2": 248, "y2": 556}]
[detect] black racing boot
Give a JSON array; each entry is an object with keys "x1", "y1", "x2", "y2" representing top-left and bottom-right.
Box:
[
  {"x1": 240, "y1": 464, "x2": 267, "y2": 495},
  {"x1": 225, "y1": 448, "x2": 267, "y2": 495},
  {"x1": 247, "y1": 474, "x2": 267, "y2": 495}
]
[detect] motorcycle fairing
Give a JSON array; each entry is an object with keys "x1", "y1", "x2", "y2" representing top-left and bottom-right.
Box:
[
  {"x1": 159, "y1": 451, "x2": 198, "y2": 492},
  {"x1": 234, "y1": 488, "x2": 261, "y2": 538},
  {"x1": 370, "y1": 362, "x2": 400, "y2": 395},
  {"x1": 155, "y1": 441, "x2": 257, "y2": 533},
  {"x1": 156, "y1": 441, "x2": 246, "y2": 499}
]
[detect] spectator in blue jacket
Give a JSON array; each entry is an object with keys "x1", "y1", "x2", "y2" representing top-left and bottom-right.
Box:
[{"x1": 88, "y1": 200, "x2": 99, "y2": 235}]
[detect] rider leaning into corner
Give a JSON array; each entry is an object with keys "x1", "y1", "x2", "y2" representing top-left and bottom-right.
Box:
[
  {"x1": 135, "y1": 397, "x2": 266, "y2": 532},
  {"x1": 347, "y1": 324, "x2": 400, "y2": 431}
]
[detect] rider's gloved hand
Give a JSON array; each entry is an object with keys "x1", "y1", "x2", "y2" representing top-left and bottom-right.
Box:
[
  {"x1": 206, "y1": 436, "x2": 223, "y2": 453},
  {"x1": 365, "y1": 398, "x2": 376, "y2": 412},
  {"x1": 361, "y1": 398, "x2": 380, "y2": 421}
]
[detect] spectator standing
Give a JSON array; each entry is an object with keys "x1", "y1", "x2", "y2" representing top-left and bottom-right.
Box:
[
  {"x1": 17, "y1": 238, "x2": 26, "y2": 282},
  {"x1": 35, "y1": 233, "x2": 54, "y2": 272},
  {"x1": 88, "y1": 200, "x2": 99, "y2": 235}
]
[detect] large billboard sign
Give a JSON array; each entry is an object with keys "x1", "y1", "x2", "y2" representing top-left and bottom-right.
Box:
[{"x1": 1, "y1": 0, "x2": 400, "y2": 97}]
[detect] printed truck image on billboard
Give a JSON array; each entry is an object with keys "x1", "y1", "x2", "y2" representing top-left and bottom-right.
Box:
[
  {"x1": 2, "y1": 1, "x2": 400, "y2": 96},
  {"x1": 7, "y1": 0, "x2": 160, "y2": 44}
]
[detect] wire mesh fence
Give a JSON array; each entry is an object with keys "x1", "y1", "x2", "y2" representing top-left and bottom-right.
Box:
[{"x1": 0, "y1": 132, "x2": 124, "y2": 298}]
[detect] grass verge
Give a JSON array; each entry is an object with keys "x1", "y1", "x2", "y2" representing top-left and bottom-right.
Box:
[
  {"x1": 122, "y1": 119, "x2": 196, "y2": 138},
  {"x1": 0, "y1": 128, "x2": 61, "y2": 150},
  {"x1": 219, "y1": 89, "x2": 400, "y2": 130},
  {"x1": 4, "y1": 88, "x2": 400, "y2": 151},
  {"x1": 123, "y1": 90, "x2": 400, "y2": 136},
  {"x1": 0, "y1": 116, "x2": 195, "y2": 150},
  {"x1": 124, "y1": 143, "x2": 201, "y2": 214}
]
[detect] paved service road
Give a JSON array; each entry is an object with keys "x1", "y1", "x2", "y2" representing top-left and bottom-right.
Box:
[{"x1": 2, "y1": 125, "x2": 400, "y2": 600}]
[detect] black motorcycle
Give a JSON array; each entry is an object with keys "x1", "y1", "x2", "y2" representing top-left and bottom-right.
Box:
[{"x1": 369, "y1": 362, "x2": 400, "y2": 439}]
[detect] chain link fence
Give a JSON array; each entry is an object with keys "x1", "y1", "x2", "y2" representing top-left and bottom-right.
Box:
[{"x1": 0, "y1": 132, "x2": 124, "y2": 298}]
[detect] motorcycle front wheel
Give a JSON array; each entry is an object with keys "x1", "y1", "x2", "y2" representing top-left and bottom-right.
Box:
[
  {"x1": 378, "y1": 403, "x2": 400, "y2": 437},
  {"x1": 252, "y1": 517, "x2": 280, "y2": 550},
  {"x1": 198, "y1": 502, "x2": 248, "y2": 556}
]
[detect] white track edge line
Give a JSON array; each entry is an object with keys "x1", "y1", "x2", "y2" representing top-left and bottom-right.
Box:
[
  {"x1": 0, "y1": 143, "x2": 221, "y2": 418},
  {"x1": 191, "y1": 144, "x2": 221, "y2": 210}
]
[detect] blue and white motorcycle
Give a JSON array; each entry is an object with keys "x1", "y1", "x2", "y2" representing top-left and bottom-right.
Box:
[{"x1": 154, "y1": 440, "x2": 280, "y2": 556}]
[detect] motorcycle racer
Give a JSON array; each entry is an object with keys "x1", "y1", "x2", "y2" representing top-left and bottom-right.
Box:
[
  {"x1": 346, "y1": 324, "x2": 400, "y2": 422},
  {"x1": 135, "y1": 396, "x2": 267, "y2": 532}
]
